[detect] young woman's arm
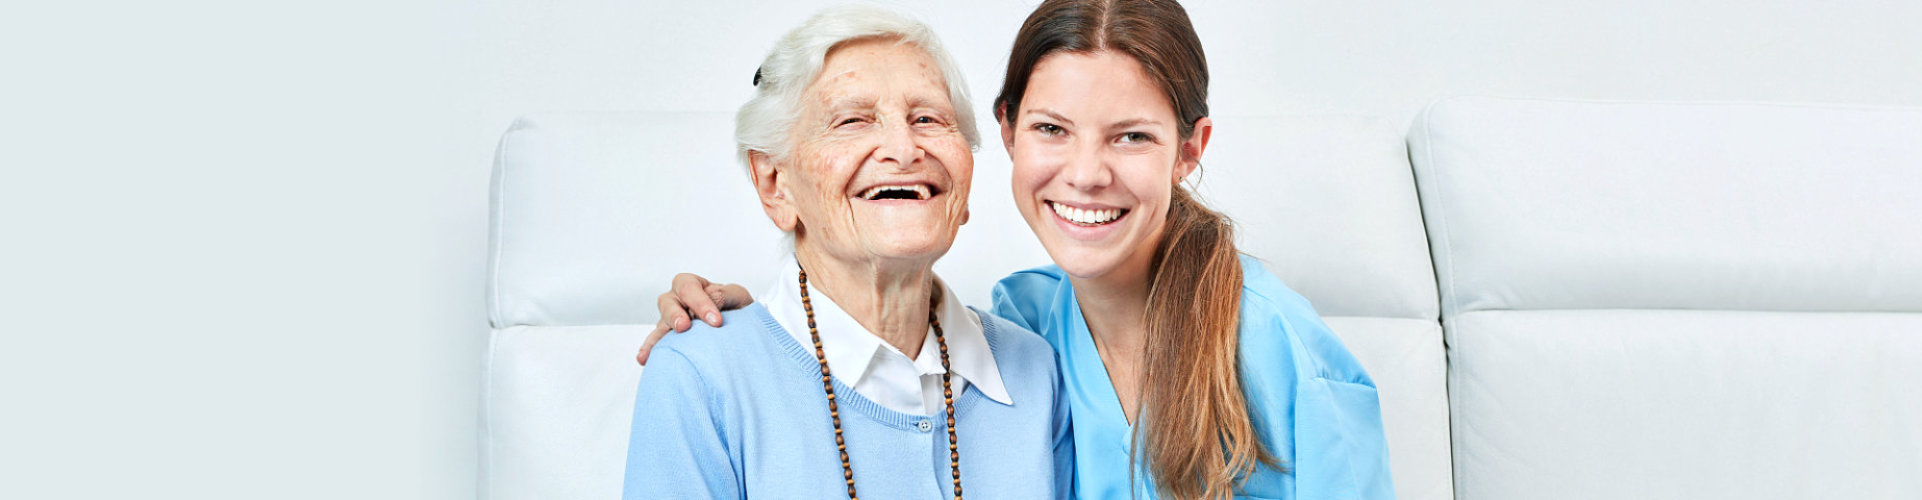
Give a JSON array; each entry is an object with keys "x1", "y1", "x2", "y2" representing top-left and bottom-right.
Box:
[{"x1": 636, "y1": 273, "x2": 753, "y2": 364}]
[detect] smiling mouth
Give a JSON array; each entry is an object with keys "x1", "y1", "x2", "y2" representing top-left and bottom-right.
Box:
[
  {"x1": 1048, "y1": 201, "x2": 1127, "y2": 226},
  {"x1": 858, "y1": 184, "x2": 936, "y2": 201}
]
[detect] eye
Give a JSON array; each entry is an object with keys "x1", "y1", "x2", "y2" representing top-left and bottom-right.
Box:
[
  {"x1": 833, "y1": 115, "x2": 872, "y2": 128},
  {"x1": 1119, "y1": 132, "x2": 1155, "y2": 144},
  {"x1": 1032, "y1": 123, "x2": 1064, "y2": 136},
  {"x1": 914, "y1": 115, "x2": 940, "y2": 125}
]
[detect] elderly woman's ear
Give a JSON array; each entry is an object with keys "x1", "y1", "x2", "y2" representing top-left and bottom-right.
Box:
[{"x1": 747, "y1": 151, "x2": 800, "y2": 232}]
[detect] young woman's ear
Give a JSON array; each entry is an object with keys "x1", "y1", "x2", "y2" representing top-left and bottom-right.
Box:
[
  {"x1": 747, "y1": 152, "x2": 799, "y2": 232},
  {"x1": 1175, "y1": 117, "x2": 1214, "y2": 182}
]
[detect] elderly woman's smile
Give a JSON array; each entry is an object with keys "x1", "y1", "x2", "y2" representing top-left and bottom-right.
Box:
[
  {"x1": 764, "y1": 36, "x2": 974, "y2": 265},
  {"x1": 857, "y1": 183, "x2": 932, "y2": 200}
]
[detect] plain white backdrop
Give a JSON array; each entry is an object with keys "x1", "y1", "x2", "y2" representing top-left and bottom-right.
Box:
[{"x1": 3, "y1": 0, "x2": 1918, "y2": 498}]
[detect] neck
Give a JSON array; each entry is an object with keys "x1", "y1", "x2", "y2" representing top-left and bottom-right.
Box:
[
  {"x1": 1067, "y1": 251, "x2": 1157, "y2": 358},
  {"x1": 794, "y1": 245, "x2": 936, "y2": 359}
]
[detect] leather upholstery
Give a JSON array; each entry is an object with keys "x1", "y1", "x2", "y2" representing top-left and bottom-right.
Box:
[{"x1": 1411, "y1": 97, "x2": 1922, "y2": 500}]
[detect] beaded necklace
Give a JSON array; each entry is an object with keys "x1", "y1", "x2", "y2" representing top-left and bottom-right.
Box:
[{"x1": 798, "y1": 268, "x2": 962, "y2": 500}]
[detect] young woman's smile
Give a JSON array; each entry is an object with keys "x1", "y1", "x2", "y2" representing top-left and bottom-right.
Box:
[{"x1": 1002, "y1": 50, "x2": 1199, "y2": 283}]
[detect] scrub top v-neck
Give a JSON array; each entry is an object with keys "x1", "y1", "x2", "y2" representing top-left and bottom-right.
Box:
[
  {"x1": 1058, "y1": 277, "x2": 1155, "y2": 498},
  {"x1": 991, "y1": 254, "x2": 1397, "y2": 500}
]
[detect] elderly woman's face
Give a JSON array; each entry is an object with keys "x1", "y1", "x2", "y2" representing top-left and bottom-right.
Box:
[{"x1": 764, "y1": 38, "x2": 973, "y2": 266}]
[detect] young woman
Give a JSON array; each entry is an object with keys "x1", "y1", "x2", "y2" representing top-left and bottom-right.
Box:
[{"x1": 640, "y1": 1, "x2": 1393, "y2": 498}]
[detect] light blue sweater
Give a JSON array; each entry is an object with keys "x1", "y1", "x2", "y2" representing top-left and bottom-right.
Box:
[{"x1": 622, "y1": 304, "x2": 1073, "y2": 499}]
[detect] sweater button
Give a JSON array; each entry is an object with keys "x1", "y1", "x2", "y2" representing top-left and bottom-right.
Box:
[{"x1": 916, "y1": 419, "x2": 933, "y2": 432}]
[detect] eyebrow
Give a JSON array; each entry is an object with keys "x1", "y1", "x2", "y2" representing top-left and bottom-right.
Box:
[
  {"x1": 1022, "y1": 109, "x2": 1075, "y2": 127},
  {"x1": 1021, "y1": 109, "x2": 1162, "y2": 131},
  {"x1": 906, "y1": 95, "x2": 955, "y2": 113},
  {"x1": 823, "y1": 95, "x2": 878, "y2": 112},
  {"x1": 1107, "y1": 118, "x2": 1164, "y2": 131}
]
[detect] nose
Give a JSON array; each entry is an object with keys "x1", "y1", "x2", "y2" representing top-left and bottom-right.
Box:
[
  {"x1": 1062, "y1": 143, "x2": 1113, "y2": 191},
  {"x1": 875, "y1": 120, "x2": 924, "y2": 168}
]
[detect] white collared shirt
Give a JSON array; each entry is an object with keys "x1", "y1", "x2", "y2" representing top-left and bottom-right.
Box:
[{"x1": 761, "y1": 257, "x2": 1011, "y2": 415}]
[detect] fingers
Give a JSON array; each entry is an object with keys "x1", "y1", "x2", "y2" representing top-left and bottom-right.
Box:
[
  {"x1": 637, "y1": 320, "x2": 673, "y2": 366},
  {"x1": 656, "y1": 292, "x2": 692, "y2": 333},
  {"x1": 675, "y1": 274, "x2": 725, "y2": 327},
  {"x1": 644, "y1": 274, "x2": 725, "y2": 366},
  {"x1": 718, "y1": 283, "x2": 754, "y2": 308}
]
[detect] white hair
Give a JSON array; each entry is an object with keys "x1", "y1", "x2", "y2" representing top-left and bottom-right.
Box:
[{"x1": 735, "y1": 4, "x2": 981, "y2": 168}]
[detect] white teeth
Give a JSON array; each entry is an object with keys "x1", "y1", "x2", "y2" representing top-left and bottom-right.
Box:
[
  {"x1": 860, "y1": 184, "x2": 931, "y2": 200},
  {"x1": 1049, "y1": 202, "x2": 1122, "y2": 225}
]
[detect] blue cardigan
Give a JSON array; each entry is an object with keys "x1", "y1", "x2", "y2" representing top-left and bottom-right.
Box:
[
  {"x1": 992, "y1": 254, "x2": 1396, "y2": 499},
  {"x1": 622, "y1": 304, "x2": 1073, "y2": 499}
]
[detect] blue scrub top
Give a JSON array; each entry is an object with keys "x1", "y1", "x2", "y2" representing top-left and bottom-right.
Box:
[{"x1": 991, "y1": 254, "x2": 1395, "y2": 500}]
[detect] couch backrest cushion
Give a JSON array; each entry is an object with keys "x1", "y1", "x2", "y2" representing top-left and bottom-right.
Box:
[
  {"x1": 489, "y1": 112, "x2": 785, "y2": 328},
  {"x1": 1411, "y1": 97, "x2": 1922, "y2": 500},
  {"x1": 1410, "y1": 97, "x2": 1922, "y2": 317},
  {"x1": 1201, "y1": 115, "x2": 1439, "y2": 319}
]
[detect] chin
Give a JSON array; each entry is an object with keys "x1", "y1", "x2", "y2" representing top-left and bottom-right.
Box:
[
  {"x1": 1039, "y1": 242, "x2": 1123, "y2": 280},
  {"x1": 864, "y1": 233, "x2": 955, "y2": 263}
]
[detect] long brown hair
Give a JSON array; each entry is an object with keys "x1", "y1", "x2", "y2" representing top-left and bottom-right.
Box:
[{"x1": 994, "y1": 1, "x2": 1277, "y2": 498}]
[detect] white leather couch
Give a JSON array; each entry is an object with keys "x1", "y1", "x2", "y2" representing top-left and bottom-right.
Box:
[{"x1": 483, "y1": 97, "x2": 1921, "y2": 499}]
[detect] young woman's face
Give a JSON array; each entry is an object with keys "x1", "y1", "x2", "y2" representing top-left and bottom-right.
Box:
[{"x1": 1002, "y1": 51, "x2": 1200, "y2": 283}]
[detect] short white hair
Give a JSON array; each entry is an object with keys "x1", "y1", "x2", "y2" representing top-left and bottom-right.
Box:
[{"x1": 735, "y1": 4, "x2": 981, "y2": 168}]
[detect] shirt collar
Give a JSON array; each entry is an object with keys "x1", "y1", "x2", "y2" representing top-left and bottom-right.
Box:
[{"x1": 762, "y1": 256, "x2": 1011, "y2": 405}]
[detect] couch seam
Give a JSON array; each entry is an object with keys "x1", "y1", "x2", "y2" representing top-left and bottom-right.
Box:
[
  {"x1": 1417, "y1": 102, "x2": 1461, "y2": 320},
  {"x1": 488, "y1": 120, "x2": 519, "y2": 329},
  {"x1": 479, "y1": 328, "x2": 500, "y2": 499},
  {"x1": 1415, "y1": 98, "x2": 1467, "y2": 500},
  {"x1": 480, "y1": 117, "x2": 524, "y2": 498}
]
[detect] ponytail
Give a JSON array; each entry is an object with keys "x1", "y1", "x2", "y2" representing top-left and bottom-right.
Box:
[{"x1": 1136, "y1": 187, "x2": 1279, "y2": 499}]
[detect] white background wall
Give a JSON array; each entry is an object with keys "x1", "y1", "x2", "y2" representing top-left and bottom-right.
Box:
[{"x1": 4, "y1": 0, "x2": 1917, "y2": 498}]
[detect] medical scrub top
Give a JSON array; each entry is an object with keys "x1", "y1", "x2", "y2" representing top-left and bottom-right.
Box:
[{"x1": 991, "y1": 254, "x2": 1395, "y2": 500}]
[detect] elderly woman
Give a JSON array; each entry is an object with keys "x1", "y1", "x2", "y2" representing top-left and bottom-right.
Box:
[{"x1": 621, "y1": 5, "x2": 1071, "y2": 500}]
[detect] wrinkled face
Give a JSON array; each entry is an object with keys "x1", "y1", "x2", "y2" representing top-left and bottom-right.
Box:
[
  {"x1": 756, "y1": 37, "x2": 973, "y2": 267},
  {"x1": 1002, "y1": 51, "x2": 1197, "y2": 282}
]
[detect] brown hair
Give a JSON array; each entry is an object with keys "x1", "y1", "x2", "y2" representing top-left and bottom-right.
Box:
[{"x1": 994, "y1": 1, "x2": 1277, "y2": 498}]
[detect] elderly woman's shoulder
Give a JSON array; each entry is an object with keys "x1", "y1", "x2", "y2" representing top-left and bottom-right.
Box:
[{"x1": 649, "y1": 304, "x2": 787, "y2": 368}]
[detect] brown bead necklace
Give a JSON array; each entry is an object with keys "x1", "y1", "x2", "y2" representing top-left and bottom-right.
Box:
[{"x1": 798, "y1": 268, "x2": 962, "y2": 500}]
